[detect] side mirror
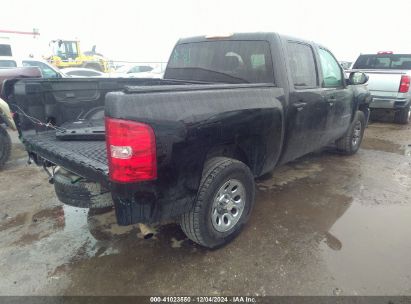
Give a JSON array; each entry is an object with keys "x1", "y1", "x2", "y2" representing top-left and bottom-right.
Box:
[{"x1": 349, "y1": 72, "x2": 369, "y2": 85}]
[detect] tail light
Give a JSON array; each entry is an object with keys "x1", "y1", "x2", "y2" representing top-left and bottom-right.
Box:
[
  {"x1": 105, "y1": 117, "x2": 157, "y2": 183},
  {"x1": 399, "y1": 75, "x2": 410, "y2": 93}
]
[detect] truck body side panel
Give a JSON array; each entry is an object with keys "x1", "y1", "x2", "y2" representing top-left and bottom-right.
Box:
[{"x1": 105, "y1": 84, "x2": 284, "y2": 223}]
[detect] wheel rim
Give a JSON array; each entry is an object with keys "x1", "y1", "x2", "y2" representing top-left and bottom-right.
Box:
[
  {"x1": 352, "y1": 120, "x2": 362, "y2": 147},
  {"x1": 211, "y1": 179, "x2": 246, "y2": 232}
]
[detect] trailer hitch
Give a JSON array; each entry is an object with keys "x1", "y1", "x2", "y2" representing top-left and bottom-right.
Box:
[{"x1": 42, "y1": 162, "x2": 57, "y2": 184}]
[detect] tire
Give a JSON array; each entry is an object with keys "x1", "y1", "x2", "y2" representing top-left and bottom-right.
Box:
[
  {"x1": 394, "y1": 106, "x2": 410, "y2": 124},
  {"x1": 336, "y1": 111, "x2": 366, "y2": 155},
  {"x1": 180, "y1": 157, "x2": 255, "y2": 249},
  {"x1": 54, "y1": 169, "x2": 113, "y2": 209},
  {"x1": 0, "y1": 126, "x2": 11, "y2": 170}
]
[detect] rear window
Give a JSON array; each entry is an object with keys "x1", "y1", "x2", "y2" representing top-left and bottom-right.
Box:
[
  {"x1": 0, "y1": 60, "x2": 17, "y2": 68},
  {"x1": 353, "y1": 54, "x2": 411, "y2": 70},
  {"x1": 165, "y1": 40, "x2": 274, "y2": 84}
]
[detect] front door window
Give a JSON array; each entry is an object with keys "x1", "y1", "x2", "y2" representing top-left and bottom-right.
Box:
[{"x1": 319, "y1": 48, "x2": 343, "y2": 88}]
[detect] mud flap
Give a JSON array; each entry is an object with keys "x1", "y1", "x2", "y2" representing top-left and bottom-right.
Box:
[{"x1": 113, "y1": 196, "x2": 156, "y2": 225}]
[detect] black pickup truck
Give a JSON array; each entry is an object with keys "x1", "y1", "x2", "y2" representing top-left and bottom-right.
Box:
[{"x1": 5, "y1": 33, "x2": 371, "y2": 248}]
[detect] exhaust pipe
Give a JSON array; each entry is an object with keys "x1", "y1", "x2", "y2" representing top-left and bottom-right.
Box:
[{"x1": 138, "y1": 223, "x2": 155, "y2": 239}]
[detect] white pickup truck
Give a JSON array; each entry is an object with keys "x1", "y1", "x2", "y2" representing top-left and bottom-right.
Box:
[{"x1": 351, "y1": 52, "x2": 410, "y2": 124}]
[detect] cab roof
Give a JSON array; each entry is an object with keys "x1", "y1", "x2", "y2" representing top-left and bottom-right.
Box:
[{"x1": 176, "y1": 32, "x2": 328, "y2": 51}]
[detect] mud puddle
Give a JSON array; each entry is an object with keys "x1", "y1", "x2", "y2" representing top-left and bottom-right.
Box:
[
  {"x1": 362, "y1": 137, "x2": 411, "y2": 155},
  {"x1": 1, "y1": 123, "x2": 411, "y2": 295},
  {"x1": 320, "y1": 201, "x2": 411, "y2": 294},
  {"x1": 56, "y1": 171, "x2": 411, "y2": 296}
]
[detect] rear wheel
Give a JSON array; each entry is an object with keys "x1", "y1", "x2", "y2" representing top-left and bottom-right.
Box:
[
  {"x1": 336, "y1": 111, "x2": 365, "y2": 155},
  {"x1": 394, "y1": 106, "x2": 410, "y2": 124},
  {"x1": 180, "y1": 157, "x2": 255, "y2": 249},
  {"x1": 0, "y1": 126, "x2": 11, "y2": 169}
]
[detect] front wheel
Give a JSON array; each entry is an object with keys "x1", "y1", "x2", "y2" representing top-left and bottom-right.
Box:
[
  {"x1": 180, "y1": 157, "x2": 255, "y2": 248},
  {"x1": 335, "y1": 111, "x2": 366, "y2": 155}
]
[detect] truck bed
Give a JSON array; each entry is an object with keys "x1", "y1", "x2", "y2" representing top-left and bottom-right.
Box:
[
  {"x1": 24, "y1": 131, "x2": 108, "y2": 185},
  {"x1": 351, "y1": 69, "x2": 407, "y2": 93},
  {"x1": 6, "y1": 78, "x2": 191, "y2": 185}
]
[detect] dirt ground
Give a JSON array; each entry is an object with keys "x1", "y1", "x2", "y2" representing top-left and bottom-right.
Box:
[{"x1": 0, "y1": 120, "x2": 410, "y2": 296}]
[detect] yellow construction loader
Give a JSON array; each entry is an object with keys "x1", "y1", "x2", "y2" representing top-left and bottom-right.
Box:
[{"x1": 48, "y1": 39, "x2": 110, "y2": 72}]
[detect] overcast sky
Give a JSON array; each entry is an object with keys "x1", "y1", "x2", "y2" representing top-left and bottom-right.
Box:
[{"x1": 1, "y1": 0, "x2": 410, "y2": 63}]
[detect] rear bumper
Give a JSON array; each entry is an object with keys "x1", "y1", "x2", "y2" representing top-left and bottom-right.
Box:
[
  {"x1": 23, "y1": 131, "x2": 198, "y2": 224},
  {"x1": 111, "y1": 181, "x2": 196, "y2": 225},
  {"x1": 370, "y1": 97, "x2": 410, "y2": 110}
]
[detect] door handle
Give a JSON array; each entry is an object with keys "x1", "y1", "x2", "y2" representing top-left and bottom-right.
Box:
[
  {"x1": 327, "y1": 98, "x2": 336, "y2": 107},
  {"x1": 293, "y1": 102, "x2": 307, "y2": 111}
]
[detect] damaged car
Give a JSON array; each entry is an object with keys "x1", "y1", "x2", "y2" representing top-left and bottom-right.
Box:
[{"x1": 4, "y1": 33, "x2": 371, "y2": 247}]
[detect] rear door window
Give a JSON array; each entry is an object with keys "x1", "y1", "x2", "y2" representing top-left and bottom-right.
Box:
[
  {"x1": 166, "y1": 40, "x2": 274, "y2": 84},
  {"x1": 286, "y1": 41, "x2": 318, "y2": 88}
]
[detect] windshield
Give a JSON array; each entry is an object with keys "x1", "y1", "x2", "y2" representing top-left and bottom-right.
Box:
[
  {"x1": 52, "y1": 41, "x2": 78, "y2": 60},
  {"x1": 115, "y1": 65, "x2": 154, "y2": 73},
  {"x1": 22, "y1": 60, "x2": 60, "y2": 78},
  {"x1": 353, "y1": 54, "x2": 411, "y2": 70},
  {"x1": 115, "y1": 65, "x2": 133, "y2": 73},
  {"x1": 165, "y1": 40, "x2": 274, "y2": 83}
]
